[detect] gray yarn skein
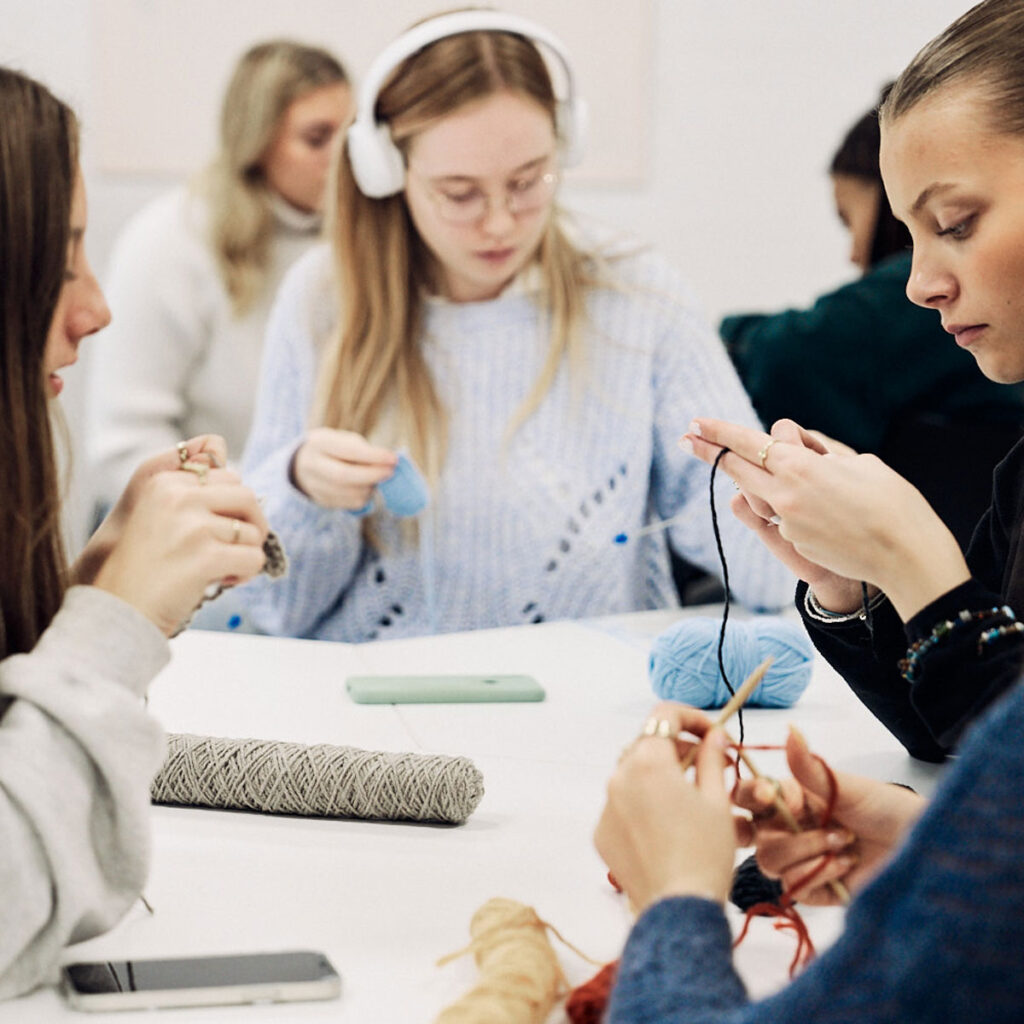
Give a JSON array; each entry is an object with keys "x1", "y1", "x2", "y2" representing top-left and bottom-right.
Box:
[{"x1": 151, "y1": 733, "x2": 485, "y2": 825}]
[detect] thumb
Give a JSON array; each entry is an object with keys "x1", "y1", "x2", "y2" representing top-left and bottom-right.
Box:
[{"x1": 785, "y1": 724, "x2": 835, "y2": 806}]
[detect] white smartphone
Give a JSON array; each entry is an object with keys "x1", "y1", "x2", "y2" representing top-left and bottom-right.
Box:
[{"x1": 60, "y1": 949, "x2": 340, "y2": 1012}]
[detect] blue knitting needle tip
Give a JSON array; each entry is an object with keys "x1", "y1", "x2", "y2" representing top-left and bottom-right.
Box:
[{"x1": 613, "y1": 512, "x2": 688, "y2": 545}]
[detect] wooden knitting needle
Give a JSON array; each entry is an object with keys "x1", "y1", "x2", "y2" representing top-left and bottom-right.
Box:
[
  {"x1": 677, "y1": 655, "x2": 773, "y2": 772},
  {"x1": 674, "y1": 656, "x2": 851, "y2": 906}
]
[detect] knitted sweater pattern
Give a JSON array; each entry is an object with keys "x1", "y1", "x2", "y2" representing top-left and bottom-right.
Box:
[{"x1": 240, "y1": 239, "x2": 794, "y2": 641}]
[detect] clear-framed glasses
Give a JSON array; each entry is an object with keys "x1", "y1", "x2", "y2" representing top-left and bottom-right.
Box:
[{"x1": 410, "y1": 158, "x2": 560, "y2": 225}]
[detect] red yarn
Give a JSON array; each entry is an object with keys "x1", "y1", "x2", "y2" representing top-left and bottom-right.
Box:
[
  {"x1": 565, "y1": 960, "x2": 618, "y2": 1023},
  {"x1": 733, "y1": 899, "x2": 817, "y2": 977},
  {"x1": 730, "y1": 744, "x2": 840, "y2": 978},
  {"x1": 592, "y1": 738, "x2": 843, "y2": 1020}
]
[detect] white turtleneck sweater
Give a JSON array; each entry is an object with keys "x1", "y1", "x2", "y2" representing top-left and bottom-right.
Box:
[{"x1": 85, "y1": 186, "x2": 321, "y2": 512}]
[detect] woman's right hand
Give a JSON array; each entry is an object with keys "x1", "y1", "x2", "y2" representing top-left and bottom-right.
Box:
[
  {"x1": 92, "y1": 468, "x2": 270, "y2": 636},
  {"x1": 291, "y1": 428, "x2": 398, "y2": 510},
  {"x1": 733, "y1": 726, "x2": 926, "y2": 905},
  {"x1": 694, "y1": 418, "x2": 866, "y2": 611},
  {"x1": 683, "y1": 416, "x2": 970, "y2": 620},
  {"x1": 594, "y1": 703, "x2": 737, "y2": 913}
]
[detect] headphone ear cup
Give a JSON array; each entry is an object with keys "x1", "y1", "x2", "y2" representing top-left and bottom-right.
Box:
[
  {"x1": 346, "y1": 119, "x2": 406, "y2": 198},
  {"x1": 558, "y1": 95, "x2": 588, "y2": 169}
]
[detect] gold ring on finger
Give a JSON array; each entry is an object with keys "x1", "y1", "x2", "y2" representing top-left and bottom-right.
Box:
[
  {"x1": 758, "y1": 437, "x2": 780, "y2": 471},
  {"x1": 180, "y1": 460, "x2": 209, "y2": 483}
]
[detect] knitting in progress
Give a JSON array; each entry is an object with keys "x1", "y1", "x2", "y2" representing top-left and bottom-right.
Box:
[{"x1": 151, "y1": 734, "x2": 484, "y2": 824}]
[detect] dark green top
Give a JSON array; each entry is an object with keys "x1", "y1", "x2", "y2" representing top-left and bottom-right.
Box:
[{"x1": 720, "y1": 252, "x2": 1024, "y2": 453}]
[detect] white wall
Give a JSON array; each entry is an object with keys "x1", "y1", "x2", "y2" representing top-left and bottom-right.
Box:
[{"x1": 1, "y1": 0, "x2": 974, "y2": 552}]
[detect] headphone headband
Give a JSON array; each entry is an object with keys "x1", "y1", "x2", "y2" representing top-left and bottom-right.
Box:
[{"x1": 347, "y1": 10, "x2": 586, "y2": 198}]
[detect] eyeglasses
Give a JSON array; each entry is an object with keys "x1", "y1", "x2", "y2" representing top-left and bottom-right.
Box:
[{"x1": 409, "y1": 161, "x2": 559, "y2": 225}]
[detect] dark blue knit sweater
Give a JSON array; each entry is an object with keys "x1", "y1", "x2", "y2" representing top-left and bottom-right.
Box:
[{"x1": 608, "y1": 678, "x2": 1024, "y2": 1023}]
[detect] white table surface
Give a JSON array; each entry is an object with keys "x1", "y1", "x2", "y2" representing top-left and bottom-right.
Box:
[{"x1": 1, "y1": 607, "x2": 946, "y2": 1023}]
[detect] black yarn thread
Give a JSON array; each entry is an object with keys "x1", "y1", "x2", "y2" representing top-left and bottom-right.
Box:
[{"x1": 708, "y1": 446, "x2": 743, "y2": 745}]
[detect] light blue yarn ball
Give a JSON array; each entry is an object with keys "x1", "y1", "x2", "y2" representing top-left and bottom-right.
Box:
[{"x1": 649, "y1": 616, "x2": 813, "y2": 709}]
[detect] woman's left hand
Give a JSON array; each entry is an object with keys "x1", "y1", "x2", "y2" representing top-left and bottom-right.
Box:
[
  {"x1": 73, "y1": 435, "x2": 228, "y2": 585},
  {"x1": 594, "y1": 703, "x2": 737, "y2": 913}
]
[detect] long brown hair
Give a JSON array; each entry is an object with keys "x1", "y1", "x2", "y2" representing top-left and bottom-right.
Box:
[
  {"x1": 881, "y1": 0, "x2": 1024, "y2": 134},
  {"x1": 198, "y1": 40, "x2": 348, "y2": 316},
  {"x1": 316, "y1": 27, "x2": 599, "y2": 484},
  {"x1": 0, "y1": 67, "x2": 77, "y2": 658}
]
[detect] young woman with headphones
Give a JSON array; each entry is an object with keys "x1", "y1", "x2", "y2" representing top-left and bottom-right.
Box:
[{"x1": 240, "y1": 9, "x2": 794, "y2": 641}]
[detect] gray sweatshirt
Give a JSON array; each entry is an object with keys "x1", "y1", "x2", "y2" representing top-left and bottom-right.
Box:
[{"x1": 0, "y1": 585, "x2": 168, "y2": 999}]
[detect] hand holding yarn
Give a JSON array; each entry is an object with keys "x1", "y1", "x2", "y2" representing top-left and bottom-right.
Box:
[
  {"x1": 684, "y1": 418, "x2": 868, "y2": 611},
  {"x1": 649, "y1": 615, "x2": 813, "y2": 709},
  {"x1": 377, "y1": 452, "x2": 429, "y2": 517},
  {"x1": 732, "y1": 726, "x2": 926, "y2": 906},
  {"x1": 91, "y1": 466, "x2": 270, "y2": 636},
  {"x1": 685, "y1": 416, "x2": 970, "y2": 621},
  {"x1": 73, "y1": 434, "x2": 229, "y2": 587},
  {"x1": 595, "y1": 707, "x2": 736, "y2": 912},
  {"x1": 292, "y1": 427, "x2": 399, "y2": 511}
]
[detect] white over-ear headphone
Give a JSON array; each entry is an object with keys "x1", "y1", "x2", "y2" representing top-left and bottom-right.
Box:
[{"x1": 347, "y1": 9, "x2": 588, "y2": 198}]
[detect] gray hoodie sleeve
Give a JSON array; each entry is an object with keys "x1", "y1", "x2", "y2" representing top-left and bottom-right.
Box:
[{"x1": 0, "y1": 586, "x2": 169, "y2": 999}]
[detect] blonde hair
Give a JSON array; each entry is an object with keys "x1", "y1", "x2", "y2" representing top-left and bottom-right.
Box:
[
  {"x1": 199, "y1": 40, "x2": 347, "y2": 317},
  {"x1": 881, "y1": 0, "x2": 1024, "y2": 135},
  {"x1": 315, "y1": 26, "x2": 600, "y2": 484}
]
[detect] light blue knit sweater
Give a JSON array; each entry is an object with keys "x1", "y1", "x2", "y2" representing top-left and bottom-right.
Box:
[{"x1": 239, "y1": 235, "x2": 794, "y2": 641}]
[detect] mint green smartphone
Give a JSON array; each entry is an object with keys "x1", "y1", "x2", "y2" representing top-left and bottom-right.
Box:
[{"x1": 344, "y1": 673, "x2": 545, "y2": 704}]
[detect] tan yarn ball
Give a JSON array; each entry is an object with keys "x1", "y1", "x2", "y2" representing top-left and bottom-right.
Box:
[{"x1": 435, "y1": 898, "x2": 567, "y2": 1023}]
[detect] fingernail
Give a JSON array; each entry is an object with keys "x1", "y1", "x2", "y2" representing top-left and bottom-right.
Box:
[
  {"x1": 837, "y1": 853, "x2": 858, "y2": 869},
  {"x1": 678, "y1": 437, "x2": 694, "y2": 455},
  {"x1": 826, "y1": 830, "x2": 852, "y2": 850},
  {"x1": 788, "y1": 723, "x2": 809, "y2": 748},
  {"x1": 689, "y1": 420, "x2": 703, "y2": 437}
]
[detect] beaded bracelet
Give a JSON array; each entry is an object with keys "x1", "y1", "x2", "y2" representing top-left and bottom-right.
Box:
[{"x1": 899, "y1": 605, "x2": 1020, "y2": 683}]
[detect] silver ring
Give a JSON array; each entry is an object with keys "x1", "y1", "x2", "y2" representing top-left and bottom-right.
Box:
[{"x1": 758, "y1": 437, "x2": 780, "y2": 470}]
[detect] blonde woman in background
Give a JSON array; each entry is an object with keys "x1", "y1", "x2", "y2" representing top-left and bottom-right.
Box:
[
  {"x1": 239, "y1": 10, "x2": 793, "y2": 642},
  {"x1": 87, "y1": 39, "x2": 351, "y2": 517}
]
